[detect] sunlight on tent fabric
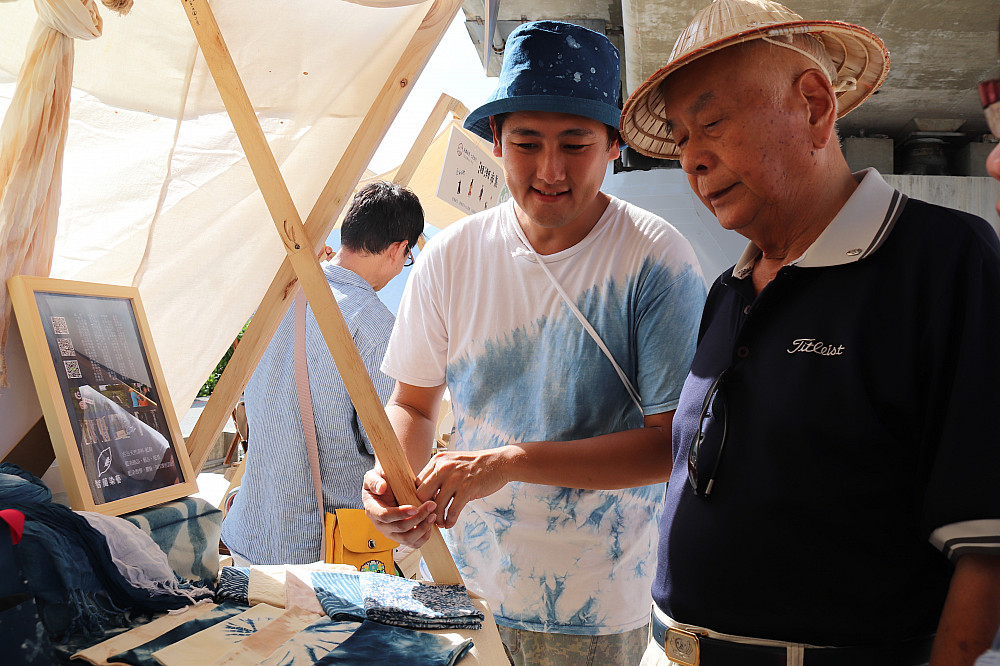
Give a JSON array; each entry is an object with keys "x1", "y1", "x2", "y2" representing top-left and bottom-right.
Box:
[
  {"x1": 0, "y1": 0, "x2": 439, "y2": 452},
  {"x1": 337, "y1": 120, "x2": 497, "y2": 232}
]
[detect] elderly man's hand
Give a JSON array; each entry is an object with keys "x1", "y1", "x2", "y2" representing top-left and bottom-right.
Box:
[
  {"x1": 415, "y1": 447, "x2": 513, "y2": 529},
  {"x1": 362, "y1": 464, "x2": 437, "y2": 548}
]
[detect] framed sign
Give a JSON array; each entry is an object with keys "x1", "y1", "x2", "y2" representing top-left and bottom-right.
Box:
[
  {"x1": 435, "y1": 124, "x2": 508, "y2": 216},
  {"x1": 7, "y1": 276, "x2": 198, "y2": 515}
]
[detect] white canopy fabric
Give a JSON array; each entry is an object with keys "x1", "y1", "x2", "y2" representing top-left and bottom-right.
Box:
[
  {"x1": 0, "y1": 0, "x2": 439, "y2": 454},
  {"x1": 0, "y1": 0, "x2": 106, "y2": 387},
  {"x1": 348, "y1": 119, "x2": 498, "y2": 231}
]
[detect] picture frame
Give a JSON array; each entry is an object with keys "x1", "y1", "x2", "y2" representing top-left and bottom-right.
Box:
[{"x1": 6, "y1": 276, "x2": 199, "y2": 516}]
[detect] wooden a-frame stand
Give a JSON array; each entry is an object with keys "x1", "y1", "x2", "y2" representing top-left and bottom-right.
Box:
[
  {"x1": 216, "y1": 93, "x2": 469, "y2": 508},
  {"x1": 179, "y1": 0, "x2": 465, "y2": 586}
]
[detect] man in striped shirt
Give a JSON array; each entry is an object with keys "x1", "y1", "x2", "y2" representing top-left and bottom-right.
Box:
[{"x1": 221, "y1": 181, "x2": 424, "y2": 565}]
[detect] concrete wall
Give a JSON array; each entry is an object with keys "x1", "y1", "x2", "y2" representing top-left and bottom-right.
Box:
[
  {"x1": 602, "y1": 166, "x2": 1000, "y2": 283},
  {"x1": 603, "y1": 166, "x2": 747, "y2": 281},
  {"x1": 885, "y1": 175, "x2": 1000, "y2": 235}
]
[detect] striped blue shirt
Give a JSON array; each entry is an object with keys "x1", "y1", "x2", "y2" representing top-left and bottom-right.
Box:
[{"x1": 221, "y1": 264, "x2": 395, "y2": 565}]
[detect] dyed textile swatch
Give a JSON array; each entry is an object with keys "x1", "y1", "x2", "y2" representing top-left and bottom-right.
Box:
[
  {"x1": 315, "y1": 620, "x2": 473, "y2": 666},
  {"x1": 360, "y1": 572, "x2": 484, "y2": 630},
  {"x1": 216, "y1": 566, "x2": 251, "y2": 605},
  {"x1": 151, "y1": 603, "x2": 283, "y2": 665},
  {"x1": 73, "y1": 603, "x2": 217, "y2": 665},
  {"x1": 311, "y1": 571, "x2": 366, "y2": 621},
  {"x1": 254, "y1": 617, "x2": 360, "y2": 666},
  {"x1": 121, "y1": 498, "x2": 222, "y2": 582},
  {"x1": 107, "y1": 602, "x2": 245, "y2": 665},
  {"x1": 311, "y1": 571, "x2": 484, "y2": 630},
  {"x1": 209, "y1": 608, "x2": 323, "y2": 665}
]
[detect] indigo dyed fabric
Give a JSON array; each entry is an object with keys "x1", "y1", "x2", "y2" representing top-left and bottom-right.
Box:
[
  {"x1": 0, "y1": 463, "x2": 51, "y2": 504},
  {"x1": 216, "y1": 566, "x2": 251, "y2": 605},
  {"x1": 81, "y1": 511, "x2": 212, "y2": 603},
  {"x1": 121, "y1": 497, "x2": 222, "y2": 582},
  {"x1": 3, "y1": 501, "x2": 210, "y2": 645},
  {"x1": 314, "y1": 620, "x2": 473, "y2": 666},
  {"x1": 312, "y1": 571, "x2": 365, "y2": 621},
  {"x1": 361, "y1": 572, "x2": 483, "y2": 630},
  {"x1": 256, "y1": 617, "x2": 361, "y2": 666},
  {"x1": 107, "y1": 602, "x2": 245, "y2": 665}
]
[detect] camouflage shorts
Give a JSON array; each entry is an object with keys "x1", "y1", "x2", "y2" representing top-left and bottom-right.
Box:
[{"x1": 499, "y1": 623, "x2": 648, "y2": 666}]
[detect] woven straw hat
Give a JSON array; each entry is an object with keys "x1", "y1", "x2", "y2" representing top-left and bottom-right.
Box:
[{"x1": 620, "y1": 0, "x2": 889, "y2": 159}]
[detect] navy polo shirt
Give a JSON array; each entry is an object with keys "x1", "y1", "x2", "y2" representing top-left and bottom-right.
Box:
[{"x1": 654, "y1": 169, "x2": 1000, "y2": 646}]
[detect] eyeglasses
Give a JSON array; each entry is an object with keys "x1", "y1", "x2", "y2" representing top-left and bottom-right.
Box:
[
  {"x1": 980, "y1": 77, "x2": 1000, "y2": 138},
  {"x1": 403, "y1": 247, "x2": 415, "y2": 267},
  {"x1": 687, "y1": 371, "x2": 729, "y2": 498}
]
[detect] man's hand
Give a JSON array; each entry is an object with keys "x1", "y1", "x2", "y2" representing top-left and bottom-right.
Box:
[
  {"x1": 415, "y1": 447, "x2": 515, "y2": 528},
  {"x1": 362, "y1": 463, "x2": 438, "y2": 548}
]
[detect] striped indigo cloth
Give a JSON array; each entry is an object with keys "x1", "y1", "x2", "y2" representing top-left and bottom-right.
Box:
[{"x1": 215, "y1": 566, "x2": 250, "y2": 605}]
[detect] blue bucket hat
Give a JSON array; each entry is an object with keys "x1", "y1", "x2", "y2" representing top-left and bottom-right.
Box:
[{"x1": 463, "y1": 21, "x2": 623, "y2": 144}]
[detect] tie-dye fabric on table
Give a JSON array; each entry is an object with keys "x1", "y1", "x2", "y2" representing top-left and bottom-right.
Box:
[
  {"x1": 121, "y1": 497, "x2": 222, "y2": 582},
  {"x1": 151, "y1": 603, "x2": 283, "y2": 665},
  {"x1": 311, "y1": 571, "x2": 483, "y2": 630},
  {"x1": 107, "y1": 602, "x2": 245, "y2": 665},
  {"x1": 314, "y1": 620, "x2": 473, "y2": 666},
  {"x1": 360, "y1": 572, "x2": 483, "y2": 630},
  {"x1": 216, "y1": 566, "x2": 251, "y2": 605},
  {"x1": 311, "y1": 571, "x2": 366, "y2": 621},
  {"x1": 254, "y1": 617, "x2": 360, "y2": 666}
]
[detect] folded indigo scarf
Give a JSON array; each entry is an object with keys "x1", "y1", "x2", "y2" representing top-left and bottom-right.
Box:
[
  {"x1": 0, "y1": 463, "x2": 51, "y2": 504},
  {"x1": 216, "y1": 566, "x2": 251, "y2": 605},
  {"x1": 315, "y1": 620, "x2": 474, "y2": 666},
  {"x1": 360, "y1": 572, "x2": 483, "y2": 630},
  {"x1": 3, "y1": 501, "x2": 212, "y2": 642},
  {"x1": 312, "y1": 571, "x2": 366, "y2": 622},
  {"x1": 311, "y1": 571, "x2": 484, "y2": 630}
]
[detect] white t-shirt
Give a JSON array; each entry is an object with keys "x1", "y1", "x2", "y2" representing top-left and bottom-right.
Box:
[{"x1": 383, "y1": 196, "x2": 706, "y2": 635}]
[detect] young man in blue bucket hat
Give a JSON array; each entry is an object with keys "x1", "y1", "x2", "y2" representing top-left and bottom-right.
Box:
[{"x1": 364, "y1": 20, "x2": 707, "y2": 664}]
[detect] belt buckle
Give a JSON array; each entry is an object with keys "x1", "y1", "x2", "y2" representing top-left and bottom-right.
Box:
[{"x1": 665, "y1": 627, "x2": 700, "y2": 666}]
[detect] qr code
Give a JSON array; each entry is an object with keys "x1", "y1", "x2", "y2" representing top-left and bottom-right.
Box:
[
  {"x1": 56, "y1": 337, "x2": 75, "y2": 357},
  {"x1": 50, "y1": 317, "x2": 69, "y2": 335},
  {"x1": 64, "y1": 359, "x2": 82, "y2": 379}
]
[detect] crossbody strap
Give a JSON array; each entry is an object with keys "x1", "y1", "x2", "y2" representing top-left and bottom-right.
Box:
[
  {"x1": 512, "y1": 225, "x2": 643, "y2": 414},
  {"x1": 294, "y1": 289, "x2": 327, "y2": 560}
]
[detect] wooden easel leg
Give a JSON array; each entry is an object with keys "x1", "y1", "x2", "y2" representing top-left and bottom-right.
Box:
[
  {"x1": 185, "y1": 2, "x2": 464, "y2": 475},
  {"x1": 179, "y1": 0, "x2": 465, "y2": 585}
]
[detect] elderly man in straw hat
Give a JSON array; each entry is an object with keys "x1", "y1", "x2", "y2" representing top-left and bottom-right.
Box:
[
  {"x1": 364, "y1": 19, "x2": 707, "y2": 665},
  {"x1": 620, "y1": 0, "x2": 1000, "y2": 664}
]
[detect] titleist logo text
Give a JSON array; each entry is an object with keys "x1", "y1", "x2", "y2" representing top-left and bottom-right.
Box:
[{"x1": 787, "y1": 338, "x2": 845, "y2": 356}]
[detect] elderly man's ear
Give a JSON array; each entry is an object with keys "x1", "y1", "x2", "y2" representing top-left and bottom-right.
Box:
[{"x1": 795, "y1": 69, "x2": 839, "y2": 149}]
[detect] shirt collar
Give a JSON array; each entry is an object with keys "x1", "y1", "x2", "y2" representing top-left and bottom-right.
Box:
[
  {"x1": 323, "y1": 263, "x2": 374, "y2": 293},
  {"x1": 731, "y1": 168, "x2": 907, "y2": 279}
]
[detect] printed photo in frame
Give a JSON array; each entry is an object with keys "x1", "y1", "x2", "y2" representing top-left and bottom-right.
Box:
[{"x1": 7, "y1": 276, "x2": 199, "y2": 516}]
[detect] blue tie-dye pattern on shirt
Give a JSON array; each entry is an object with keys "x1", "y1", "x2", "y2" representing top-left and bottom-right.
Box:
[
  {"x1": 440, "y1": 258, "x2": 705, "y2": 634},
  {"x1": 386, "y1": 198, "x2": 707, "y2": 635}
]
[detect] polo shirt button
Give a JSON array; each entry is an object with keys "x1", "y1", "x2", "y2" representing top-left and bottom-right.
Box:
[
  {"x1": 736, "y1": 346, "x2": 750, "y2": 358},
  {"x1": 743, "y1": 305, "x2": 751, "y2": 315}
]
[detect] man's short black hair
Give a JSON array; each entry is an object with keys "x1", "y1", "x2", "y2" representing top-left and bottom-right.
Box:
[
  {"x1": 491, "y1": 113, "x2": 620, "y2": 149},
  {"x1": 341, "y1": 181, "x2": 424, "y2": 254}
]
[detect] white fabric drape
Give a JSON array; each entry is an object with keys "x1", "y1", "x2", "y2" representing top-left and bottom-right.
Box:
[
  {"x1": 0, "y1": 0, "x2": 103, "y2": 387},
  {"x1": 0, "y1": 0, "x2": 434, "y2": 447}
]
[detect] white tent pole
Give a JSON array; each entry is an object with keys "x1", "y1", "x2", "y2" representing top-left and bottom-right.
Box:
[{"x1": 179, "y1": 0, "x2": 464, "y2": 585}]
